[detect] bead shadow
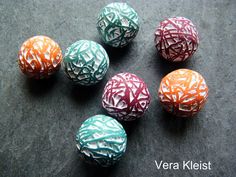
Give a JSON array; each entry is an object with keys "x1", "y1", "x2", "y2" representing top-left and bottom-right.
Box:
[
  {"x1": 79, "y1": 161, "x2": 119, "y2": 177},
  {"x1": 71, "y1": 149, "x2": 119, "y2": 177},
  {"x1": 24, "y1": 74, "x2": 58, "y2": 97},
  {"x1": 121, "y1": 118, "x2": 142, "y2": 137},
  {"x1": 55, "y1": 150, "x2": 119, "y2": 177},
  {"x1": 152, "y1": 48, "x2": 195, "y2": 77},
  {"x1": 69, "y1": 79, "x2": 106, "y2": 105},
  {"x1": 156, "y1": 100, "x2": 197, "y2": 136},
  {"x1": 97, "y1": 106, "x2": 142, "y2": 137},
  {"x1": 97, "y1": 38, "x2": 134, "y2": 65}
]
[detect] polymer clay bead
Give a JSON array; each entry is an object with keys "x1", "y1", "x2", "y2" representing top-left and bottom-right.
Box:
[
  {"x1": 158, "y1": 69, "x2": 208, "y2": 117},
  {"x1": 154, "y1": 17, "x2": 199, "y2": 62},
  {"x1": 97, "y1": 2, "x2": 139, "y2": 48},
  {"x1": 76, "y1": 114, "x2": 127, "y2": 167},
  {"x1": 102, "y1": 73, "x2": 151, "y2": 121},
  {"x1": 18, "y1": 36, "x2": 62, "y2": 79},
  {"x1": 63, "y1": 40, "x2": 109, "y2": 86}
]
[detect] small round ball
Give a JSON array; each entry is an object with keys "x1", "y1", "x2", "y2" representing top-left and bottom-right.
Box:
[
  {"x1": 76, "y1": 114, "x2": 127, "y2": 167},
  {"x1": 154, "y1": 17, "x2": 199, "y2": 62},
  {"x1": 18, "y1": 36, "x2": 62, "y2": 79},
  {"x1": 63, "y1": 40, "x2": 109, "y2": 86},
  {"x1": 158, "y1": 69, "x2": 208, "y2": 117},
  {"x1": 102, "y1": 73, "x2": 151, "y2": 121},
  {"x1": 97, "y1": 2, "x2": 139, "y2": 48}
]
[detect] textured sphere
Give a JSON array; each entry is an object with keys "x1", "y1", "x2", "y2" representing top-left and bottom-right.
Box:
[
  {"x1": 18, "y1": 36, "x2": 62, "y2": 79},
  {"x1": 97, "y1": 2, "x2": 139, "y2": 48},
  {"x1": 63, "y1": 40, "x2": 109, "y2": 86},
  {"x1": 154, "y1": 17, "x2": 199, "y2": 62},
  {"x1": 158, "y1": 69, "x2": 208, "y2": 117},
  {"x1": 102, "y1": 73, "x2": 151, "y2": 121},
  {"x1": 76, "y1": 114, "x2": 127, "y2": 167}
]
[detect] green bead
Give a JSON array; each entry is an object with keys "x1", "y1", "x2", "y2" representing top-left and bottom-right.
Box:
[
  {"x1": 97, "y1": 2, "x2": 139, "y2": 48},
  {"x1": 76, "y1": 114, "x2": 127, "y2": 167},
  {"x1": 63, "y1": 40, "x2": 109, "y2": 86}
]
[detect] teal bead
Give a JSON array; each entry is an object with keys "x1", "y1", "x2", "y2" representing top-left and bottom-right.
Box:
[
  {"x1": 97, "y1": 2, "x2": 139, "y2": 48},
  {"x1": 76, "y1": 114, "x2": 127, "y2": 167},
  {"x1": 63, "y1": 40, "x2": 109, "y2": 86}
]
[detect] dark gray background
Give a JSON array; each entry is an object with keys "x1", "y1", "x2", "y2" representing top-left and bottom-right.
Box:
[{"x1": 0, "y1": 0, "x2": 236, "y2": 176}]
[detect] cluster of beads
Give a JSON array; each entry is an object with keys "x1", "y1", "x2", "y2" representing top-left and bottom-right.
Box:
[{"x1": 18, "y1": 2, "x2": 208, "y2": 167}]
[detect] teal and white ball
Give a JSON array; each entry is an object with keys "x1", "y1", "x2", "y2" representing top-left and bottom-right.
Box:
[
  {"x1": 97, "y1": 2, "x2": 139, "y2": 48},
  {"x1": 76, "y1": 115, "x2": 127, "y2": 167},
  {"x1": 63, "y1": 40, "x2": 109, "y2": 86}
]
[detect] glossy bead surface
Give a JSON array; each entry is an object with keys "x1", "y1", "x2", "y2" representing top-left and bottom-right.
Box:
[
  {"x1": 155, "y1": 17, "x2": 199, "y2": 62},
  {"x1": 102, "y1": 73, "x2": 151, "y2": 121},
  {"x1": 76, "y1": 114, "x2": 127, "y2": 167},
  {"x1": 63, "y1": 40, "x2": 109, "y2": 85},
  {"x1": 158, "y1": 69, "x2": 208, "y2": 117},
  {"x1": 97, "y1": 2, "x2": 139, "y2": 48},
  {"x1": 18, "y1": 36, "x2": 62, "y2": 79}
]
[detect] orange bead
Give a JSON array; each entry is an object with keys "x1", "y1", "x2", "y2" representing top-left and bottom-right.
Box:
[
  {"x1": 158, "y1": 69, "x2": 208, "y2": 117},
  {"x1": 18, "y1": 36, "x2": 62, "y2": 79}
]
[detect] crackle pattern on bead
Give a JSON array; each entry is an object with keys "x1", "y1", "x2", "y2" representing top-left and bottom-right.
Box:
[
  {"x1": 155, "y1": 17, "x2": 199, "y2": 62},
  {"x1": 76, "y1": 115, "x2": 127, "y2": 167},
  {"x1": 63, "y1": 40, "x2": 109, "y2": 85},
  {"x1": 158, "y1": 69, "x2": 208, "y2": 117},
  {"x1": 97, "y1": 2, "x2": 139, "y2": 48},
  {"x1": 102, "y1": 73, "x2": 151, "y2": 121},
  {"x1": 18, "y1": 36, "x2": 62, "y2": 79}
]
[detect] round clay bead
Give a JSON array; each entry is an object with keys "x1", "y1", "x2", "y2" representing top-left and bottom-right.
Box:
[
  {"x1": 102, "y1": 72, "x2": 151, "y2": 121},
  {"x1": 154, "y1": 17, "x2": 199, "y2": 62},
  {"x1": 158, "y1": 69, "x2": 208, "y2": 117},
  {"x1": 18, "y1": 36, "x2": 62, "y2": 79},
  {"x1": 63, "y1": 40, "x2": 109, "y2": 86},
  {"x1": 97, "y1": 2, "x2": 139, "y2": 48},
  {"x1": 76, "y1": 114, "x2": 127, "y2": 167}
]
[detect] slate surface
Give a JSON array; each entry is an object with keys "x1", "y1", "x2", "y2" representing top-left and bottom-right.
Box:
[{"x1": 0, "y1": 0, "x2": 236, "y2": 177}]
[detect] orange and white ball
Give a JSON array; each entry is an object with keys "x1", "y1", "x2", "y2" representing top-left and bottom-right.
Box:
[
  {"x1": 18, "y1": 36, "x2": 62, "y2": 79},
  {"x1": 158, "y1": 69, "x2": 208, "y2": 117}
]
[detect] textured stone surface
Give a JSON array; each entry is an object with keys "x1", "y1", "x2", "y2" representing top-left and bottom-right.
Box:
[{"x1": 0, "y1": 0, "x2": 236, "y2": 177}]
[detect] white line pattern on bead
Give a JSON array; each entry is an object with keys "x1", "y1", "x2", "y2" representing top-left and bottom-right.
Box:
[{"x1": 102, "y1": 73, "x2": 151, "y2": 121}]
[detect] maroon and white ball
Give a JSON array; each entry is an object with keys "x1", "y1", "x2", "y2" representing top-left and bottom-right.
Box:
[
  {"x1": 154, "y1": 17, "x2": 199, "y2": 62},
  {"x1": 102, "y1": 73, "x2": 151, "y2": 121}
]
